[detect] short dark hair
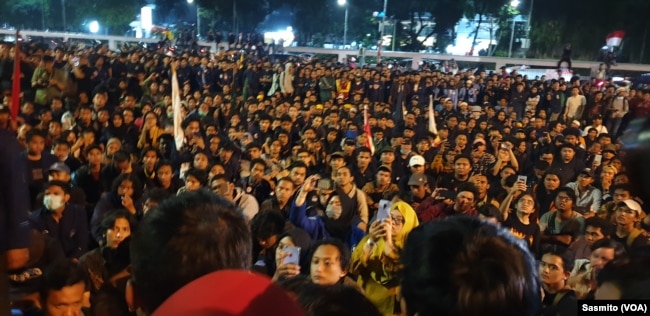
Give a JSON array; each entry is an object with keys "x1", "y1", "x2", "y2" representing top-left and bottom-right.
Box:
[
  {"x1": 143, "y1": 187, "x2": 170, "y2": 205},
  {"x1": 401, "y1": 216, "x2": 541, "y2": 316},
  {"x1": 112, "y1": 150, "x2": 130, "y2": 163},
  {"x1": 590, "y1": 239, "x2": 627, "y2": 259},
  {"x1": 555, "y1": 187, "x2": 577, "y2": 205},
  {"x1": 541, "y1": 248, "x2": 575, "y2": 272},
  {"x1": 309, "y1": 239, "x2": 351, "y2": 272},
  {"x1": 130, "y1": 190, "x2": 252, "y2": 313},
  {"x1": 185, "y1": 168, "x2": 208, "y2": 186},
  {"x1": 585, "y1": 216, "x2": 615, "y2": 238},
  {"x1": 456, "y1": 182, "x2": 479, "y2": 201},
  {"x1": 45, "y1": 180, "x2": 71, "y2": 195},
  {"x1": 39, "y1": 260, "x2": 86, "y2": 304},
  {"x1": 250, "y1": 158, "x2": 267, "y2": 170},
  {"x1": 290, "y1": 282, "x2": 382, "y2": 316},
  {"x1": 250, "y1": 211, "x2": 285, "y2": 241},
  {"x1": 100, "y1": 209, "x2": 137, "y2": 237},
  {"x1": 26, "y1": 129, "x2": 46, "y2": 143}
]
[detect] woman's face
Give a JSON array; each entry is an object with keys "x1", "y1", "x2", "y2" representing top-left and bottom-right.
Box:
[
  {"x1": 112, "y1": 115, "x2": 123, "y2": 127},
  {"x1": 275, "y1": 236, "x2": 296, "y2": 267},
  {"x1": 117, "y1": 180, "x2": 134, "y2": 197},
  {"x1": 544, "y1": 174, "x2": 561, "y2": 191},
  {"x1": 185, "y1": 175, "x2": 202, "y2": 191},
  {"x1": 390, "y1": 209, "x2": 405, "y2": 236},
  {"x1": 310, "y1": 245, "x2": 345, "y2": 286},
  {"x1": 106, "y1": 218, "x2": 131, "y2": 249},
  {"x1": 517, "y1": 194, "x2": 535, "y2": 214},
  {"x1": 193, "y1": 153, "x2": 209, "y2": 170}
]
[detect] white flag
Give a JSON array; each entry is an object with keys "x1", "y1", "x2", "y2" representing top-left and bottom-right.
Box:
[
  {"x1": 172, "y1": 68, "x2": 184, "y2": 150},
  {"x1": 428, "y1": 95, "x2": 438, "y2": 134}
]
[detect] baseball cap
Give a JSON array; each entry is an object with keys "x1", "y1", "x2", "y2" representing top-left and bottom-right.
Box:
[
  {"x1": 616, "y1": 199, "x2": 643, "y2": 217},
  {"x1": 408, "y1": 173, "x2": 428, "y2": 186},
  {"x1": 602, "y1": 144, "x2": 617, "y2": 154},
  {"x1": 48, "y1": 162, "x2": 71, "y2": 174},
  {"x1": 408, "y1": 173, "x2": 429, "y2": 186},
  {"x1": 152, "y1": 270, "x2": 305, "y2": 316},
  {"x1": 330, "y1": 152, "x2": 345, "y2": 159},
  {"x1": 579, "y1": 168, "x2": 594, "y2": 178},
  {"x1": 473, "y1": 138, "x2": 486, "y2": 146},
  {"x1": 377, "y1": 164, "x2": 392, "y2": 173},
  {"x1": 409, "y1": 155, "x2": 426, "y2": 167}
]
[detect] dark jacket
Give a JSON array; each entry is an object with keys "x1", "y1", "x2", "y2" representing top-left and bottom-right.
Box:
[
  {"x1": 0, "y1": 129, "x2": 30, "y2": 252},
  {"x1": 28, "y1": 204, "x2": 89, "y2": 259}
]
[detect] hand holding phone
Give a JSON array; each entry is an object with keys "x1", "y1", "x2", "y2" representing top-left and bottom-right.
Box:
[
  {"x1": 317, "y1": 178, "x2": 333, "y2": 190},
  {"x1": 283, "y1": 246, "x2": 301, "y2": 266},
  {"x1": 594, "y1": 154, "x2": 602, "y2": 165},
  {"x1": 377, "y1": 200, "x2": 392, "y2": 222}
]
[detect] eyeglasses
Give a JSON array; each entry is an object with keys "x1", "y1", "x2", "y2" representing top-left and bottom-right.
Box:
[
  {"x1": 556, "y1": 195, "x2": 571, "y2": 201},
  {"x1": 390, "y1": 215, "x2": 405, "y2": 225}
]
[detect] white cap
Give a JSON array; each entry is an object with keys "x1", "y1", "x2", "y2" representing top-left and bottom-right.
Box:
[{"x1": 409, "y1": 155, "x2": 426, "y2": 167}]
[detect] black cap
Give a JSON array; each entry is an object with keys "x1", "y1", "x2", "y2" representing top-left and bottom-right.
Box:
[{"x1": 330, "y1": 152, "x2": 345, "y2": 159}]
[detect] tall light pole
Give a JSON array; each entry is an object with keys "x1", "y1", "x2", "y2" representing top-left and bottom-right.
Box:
[
  {"x1": 61, "y1": 0, "x2": 66, "y2": 31},
  {"x1": 508, "y1": 0, "x2": 520, "y2": 58},
  {"x1": 338, "y1": 0, "x2": 348, "y2": 48},
  {"x1": 187, "y1": 0, "x2": 200, "y2": 37}
]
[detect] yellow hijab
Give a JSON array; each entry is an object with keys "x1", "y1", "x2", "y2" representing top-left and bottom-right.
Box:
[{"x1": 373, "y1": 201, "x2": 419, "y2": 256}]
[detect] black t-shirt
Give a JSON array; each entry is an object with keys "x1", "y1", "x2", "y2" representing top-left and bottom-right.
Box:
[
  {"x1": 27, "y1": 158, "x2": 45, "y2": 207},
  {"x1": 542, "y1": 290, "x2": 578, "y2": 316},
  {"x1": 503, "y1": 214, "x2": 541, "y2": 254}
]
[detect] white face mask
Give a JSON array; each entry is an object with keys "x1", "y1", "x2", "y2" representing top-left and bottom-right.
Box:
[
  {"x1": 326, "y1": 205, "x2": 343, "y2": 220},
  {"x1": 43, "y1": 194, "x2": 65, "y2": 211}
]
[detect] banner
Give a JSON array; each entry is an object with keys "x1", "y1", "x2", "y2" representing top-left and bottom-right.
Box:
[
  {"x1": 606, "y1": 30, "x2": 625, "y2": 47},
  {"x1": 428, "y1": 95, "x2": 438, "y2": 134},
  {"x1": 171, "y1": 67, "x2": 184, "y2": 150},
  {"x1": 363, "y1": 104, "x2": 375, "y2": 154}
]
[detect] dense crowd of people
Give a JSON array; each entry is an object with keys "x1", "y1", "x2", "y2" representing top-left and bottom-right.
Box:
[{"x1": 1, "y1": 37, "x2": 650, "y2": 316}]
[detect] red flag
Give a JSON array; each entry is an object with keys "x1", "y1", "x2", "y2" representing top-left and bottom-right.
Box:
[
  {"x1": 363, "y1": 104, "x2": 375, "y2": 154},
  {"x1": 606, "y1": 30, "x2": 625, "y2": 47},
  {"x1": 11, "y1": 31, "x2": 20, "y2": 121}
]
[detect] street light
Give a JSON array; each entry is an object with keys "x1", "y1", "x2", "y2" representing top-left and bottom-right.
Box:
[
  {"x1": 338, "y1": 0, "x2": 348, "y2": 48},
  {"x1": 89, "y1": 21, "x2": 100, "y2": 34},
  {"x1": 187, "y1": 0, "x2": 200, "y2": 38},
  {"x1": 508, "y1": 0, "x2": 520, "y2": 58}
]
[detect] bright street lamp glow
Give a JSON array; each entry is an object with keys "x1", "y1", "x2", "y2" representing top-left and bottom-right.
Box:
[
  {"x1": 187, "y1": 0, "x2": 194, "y2": 3},
  {"x1": 510, "y1": 0, "x2": 520, "y2": 7},
  {"x1": 338, "y1": 0, "x2": 346, "y2": 6},
  {"x1": 89, "y1": 21, "x2": 99, "y2": 33}
]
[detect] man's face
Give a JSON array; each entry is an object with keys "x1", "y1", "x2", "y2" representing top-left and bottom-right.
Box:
[
  {"x1": 577, "y1": 173, "x2": 593, "y2": 187},
  {"x1": 584, "y1": 226, "x2": 605, "y2": 246},
  {"x1": 554, "y1": 192, "x2": 573, "y2": 212},
  {"x1": 275, "y1": 179, "x2": 294, "y2": 203},
  {"x1": 380, "y1": 151, "x2": 395, "y2": 164},
  {"x1": 45, "y1": 281, "x2": 86, "y2": 316},
  {"x1": 251, "y1": 163, "x2": 266, "y2": 181},
  {"x1": 356, "y1": 151, "x2": 371, "y2": 168},
  {"x1": 453, "y1": 191, "x2": 475, "y2": 213},
  {"x1": 290, "y1": 167, "x2": 307, "y2": 187},
  {"x1": 335, "y1": 168, "x2": 353, "y2": 187},
  {"x1": 612, "y1": 189, "x2": 631, "y2": 203},
  {"x1": 560, "y1": 148, "x2": 575, "y2": 162},
  {"x1": 615, "y1": 205, "x2": 639, "y2": 227},
  {"x1": 470, "y1": 175, "x2": 489, "y2": 195},
  {"x1": 410, "y1": 183, "x2": 427, "y2": 199},
  {"x1": 454, "y1": 158, "x2": 472, "y2": 177},
  {"x1": 52, "y1": 144, "x2": 69, "y2": 161},
  {"x1": 28, "y1": 135, "x2": 46, "y2": 155},
  {"x1": 539, "y1": 254, "x2": 567, "y2": 286}
]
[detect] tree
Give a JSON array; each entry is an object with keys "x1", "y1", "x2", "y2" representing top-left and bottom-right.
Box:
[
  {"x1": 69, "y1": 0, "x2": 145, "y2": 35},
  {"x1": 390, "y1": 0, "x2": 465, "y2": 51},
  {"x1": 464, "y1": 0, "x2": 509, "y2": 56}
]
